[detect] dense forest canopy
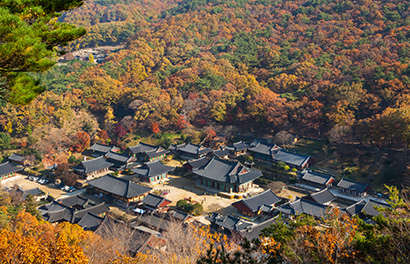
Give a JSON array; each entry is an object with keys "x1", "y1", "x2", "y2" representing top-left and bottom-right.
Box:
[
  {"x1": 3, "y1": 0, "x2": 410, "y2": 156},
  {"x1": 53, "y1": 0, "x2": 410, "y2": 147}
]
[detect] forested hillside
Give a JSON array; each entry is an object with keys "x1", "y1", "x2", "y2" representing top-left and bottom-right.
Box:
[
  {"x1": 60, "y1": 0, "x2": 183, "y2": 49},
  {"x1": 2, "y1": 0, "x2": 410, "y2": 165}
]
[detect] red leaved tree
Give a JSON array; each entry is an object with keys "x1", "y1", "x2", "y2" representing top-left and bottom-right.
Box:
[{"x1": 151, "y1": 122, "x2": 160, "y2": 134}]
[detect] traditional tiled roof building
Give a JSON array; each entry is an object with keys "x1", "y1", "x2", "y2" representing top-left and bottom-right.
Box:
[
  {"x1": 301, "y1": 170, "x2": 336, "y2": 189},
  {"x1": 72, "y1": 156, "x2": 113, "y2": 180},
  {"x1": 88, "y1": 174, "x2": 152, "y2": 207},
  {"x1": 141, "y1": 193, "x2": 172, "y2": 212},
  {"x1": 8, "y1": 153, "x2": 28, "y2": 166},
  {"x1": 90, "y1": 143, "x2": 120, "y2": 157},
  {"x1": 206, "y1": 213, "x2": 253, "y2": 237},
  {"x1": 232, "y1": 190, "x2": 281, "y2": 217},
  {"x1": 276, "y1": 198, "x2": 328, "y2": 218},
  {"x1": 337, "y1": 178, "x2": 371, "y2": 197},
  {"x1": 131, "y1": 161, "x2": 174, "y2": 183},
  {"x1": 127, "y1": 142, "x2": 169, "y2": 162},
  {"x1": 0, "y1": 162, "x2": 23, "y2": 181},
  {"x1": 193, "y1": 158, "x2": 262, "y2": 193},
  {"x1": 225, "y1": 141, "x2": 249, "y2": 156},
  {"x1": 248, "y1": 141, "x2": 310, "y2": 169},
  {"x1": 169, "y1": 143, "x2": 212, "y2": 160},
  {"x1": 303, "y1": 188, "x2": 336, "y2": 205},
  {"x1": 104, "y1": 151, "x2": 137, "y2": 171}
]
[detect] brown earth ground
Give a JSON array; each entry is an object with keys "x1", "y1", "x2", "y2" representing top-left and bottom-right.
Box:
[{"x1": 0, "y1": 174, "x2": 65, "y2": 198}]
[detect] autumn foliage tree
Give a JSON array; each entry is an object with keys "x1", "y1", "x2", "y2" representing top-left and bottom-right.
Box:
[
  {"x1": 73, "y1": 132, "x2": 90, "y2": 153},
  {"x1": 151, "y1": 122, "x2": 160, "y2": 134},
  {"x1": 54, "y1": 163, "x2": 79, "y2": 187},
  {"x1": 0, "y1": 211, "x2": 89, "y2": 263}
]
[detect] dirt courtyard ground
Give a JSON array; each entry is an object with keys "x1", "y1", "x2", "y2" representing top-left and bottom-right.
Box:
[
  {"x1": 121, "y1": 174, "x2": 305, "y2": 219},
  {"x1": 0, "y1": 174, "x2": 65, "y2": 198},
  {"x1": 151, "y1": 175, "x2": 242, "y2": 215}
]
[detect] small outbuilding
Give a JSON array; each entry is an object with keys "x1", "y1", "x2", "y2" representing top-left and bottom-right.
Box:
[
  {"x1": 126, "y1": 142, "x2": 169, "y2": 162},
  {"x1": 141, "y1": 193, "x2": 172, "y2": 212},
  {"x1": 301, "y1": 170, "x2": 336, "y2": 189},
  {"x1": 337, "y1": 178, "x2": 370, "y2": 197},
  {"x1": 232, "y1": 190, "x2": 282, "y2": 217},
  {"x1": 169, "y1": 143, "x2": 212, "y2": 160}
]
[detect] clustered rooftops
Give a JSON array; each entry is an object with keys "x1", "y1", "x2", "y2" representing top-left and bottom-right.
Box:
[
  {"x1": 169, "y1": 143, "x2": 212, "y2": 155},
  {"x1": 127, "y1": 142, "x2": 169, "y2": 158},
  {"x1": 193, "y1": 157, "x2": 262, "y2": 184},
  {"x1": 131, "y1": 161, "x2": 174, "y2": 177}
]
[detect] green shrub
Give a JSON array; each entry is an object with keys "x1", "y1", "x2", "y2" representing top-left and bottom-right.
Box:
[
  {"x1": 192, "y1": 203, "x2": 203, "y2": 215},
  {"x1": 176, "y1": 199, "x2": 203, "y2": 215},
  {"x1": 68, "y1": 155, "x2": 80, "y2": 164},
  {"x1": 183, "y1": 203, "x2": 195, "y2": 212},
  {"x1": 176, "y1": 199, "x2": 188, "y2": 208},
  {"x1": 245, "y1": 155, "x2": 254, "y2": 162}
]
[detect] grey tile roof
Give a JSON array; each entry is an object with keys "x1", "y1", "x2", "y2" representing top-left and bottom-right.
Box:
[
  {"x1": 344, "y1": 200, "x2": 367, "y2": 216},
  {"x1": 145, "y1": 149, "x2": 169, "y2": 158},
  {"x1": 73, "y1": 156, "x2": 114, "y2": 174},
  {"x1": 142, "y1": 193, "x2": 171, "y2": 209},
  {"x1": 206, "y1": 213, "x2": 253, "y2": 231},
  {"x1": 128, "y1": 229, "x2": 154, "y2": 253},
  {"x1": 105, "y1": 151, "x2": 134, "y2": 164},
  {"x1": 277, "y1": 199, "x2": 327, "y2": 218},
  {"x1": 88, "y1": 174, "x2": 152, "y2": 198},
  {"x1": 171, "y1": 211, "x2": 190, "y2": 221},
  {"x1": 20, "y1": 187, "x2": 45, "y2": 201},
  {"x1": 345, "y1": 199, "x2": 390, "y2": 217},
  {"x1": 128, "y1": 142, "x2": 169, "y2": 158},
  {"x1": 170, "y1": 143, "x2": 212, "y2": 155},
  {"x1": 337, "y1": 178, "x2": 369, "y2": 193},
  {"x1": 0, "y1": 162, "x2": 23, "y2": 177},
  {"x1": 239, "y1": 217, "x2": 276, "y2": 241},
  {"x1": 361, "y1": 200, "x2": 389, "y2": 216},
  {"x1": 70, "y1": 202, "x2": 110, "y2": 223},
  {"x1": 247, "y1": 141, "x2": 279, "y2": 156},
  {"x1": 136, "y1": 214, "x2": 172, "y2": 231},
  {"x1": 232, "y1": 190, "x2": 281, "y2": 213},
  {"x1": 128, "y1": 142, "x2": 158, "y2": 153},
  {"x1": 77, "y1": 213, "x2": 105, "y2": 231},
  {"x1": 90, "y1": 143, "x2": 118, "y2": 154},
  {"x1": 225, "y1": 141, "x2": 249, "y2": 152},
  {"x1": 185, "y1": 157, "x2": 210, "y2": 171},
  {"x1": 194, "y1": 158, "x2": 262, "y2": 184},
  {"x1": 24, "y1": 187, "x2": 44, "y2": 196},
  {"x1": 8, "y1": 153, "x2": 25, "y2": 163},
  {"x1": 57, "y1": 193, "x2": 89, "y2": 208},
  {"x1": 131, "y1": 161, "x2": 174, "y2": 177},
  {"x1": 301, "y1": 171, "x2": 335, "y2": 185},
  {"x1": 40, "y1": 199, "x2": 110, "y2": 224},
  {"x1": 168, "y1": 143, "x2": 185, "y2": 151},
  {"x1": 213, "y1": 149, "x2": 230, "y2": 158},
  {"x1": 42, "y1": 208, "x2": 73, "y2": 223},
  {"x1": 272, "y1": 149, "x2": 310, "y2": 167},
  {"x1": 40, "y1": 201, "x2": 74, "y2": 223},
  {"x1": 307, "y1": 189, "x2": 336, "y2": 205}
]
